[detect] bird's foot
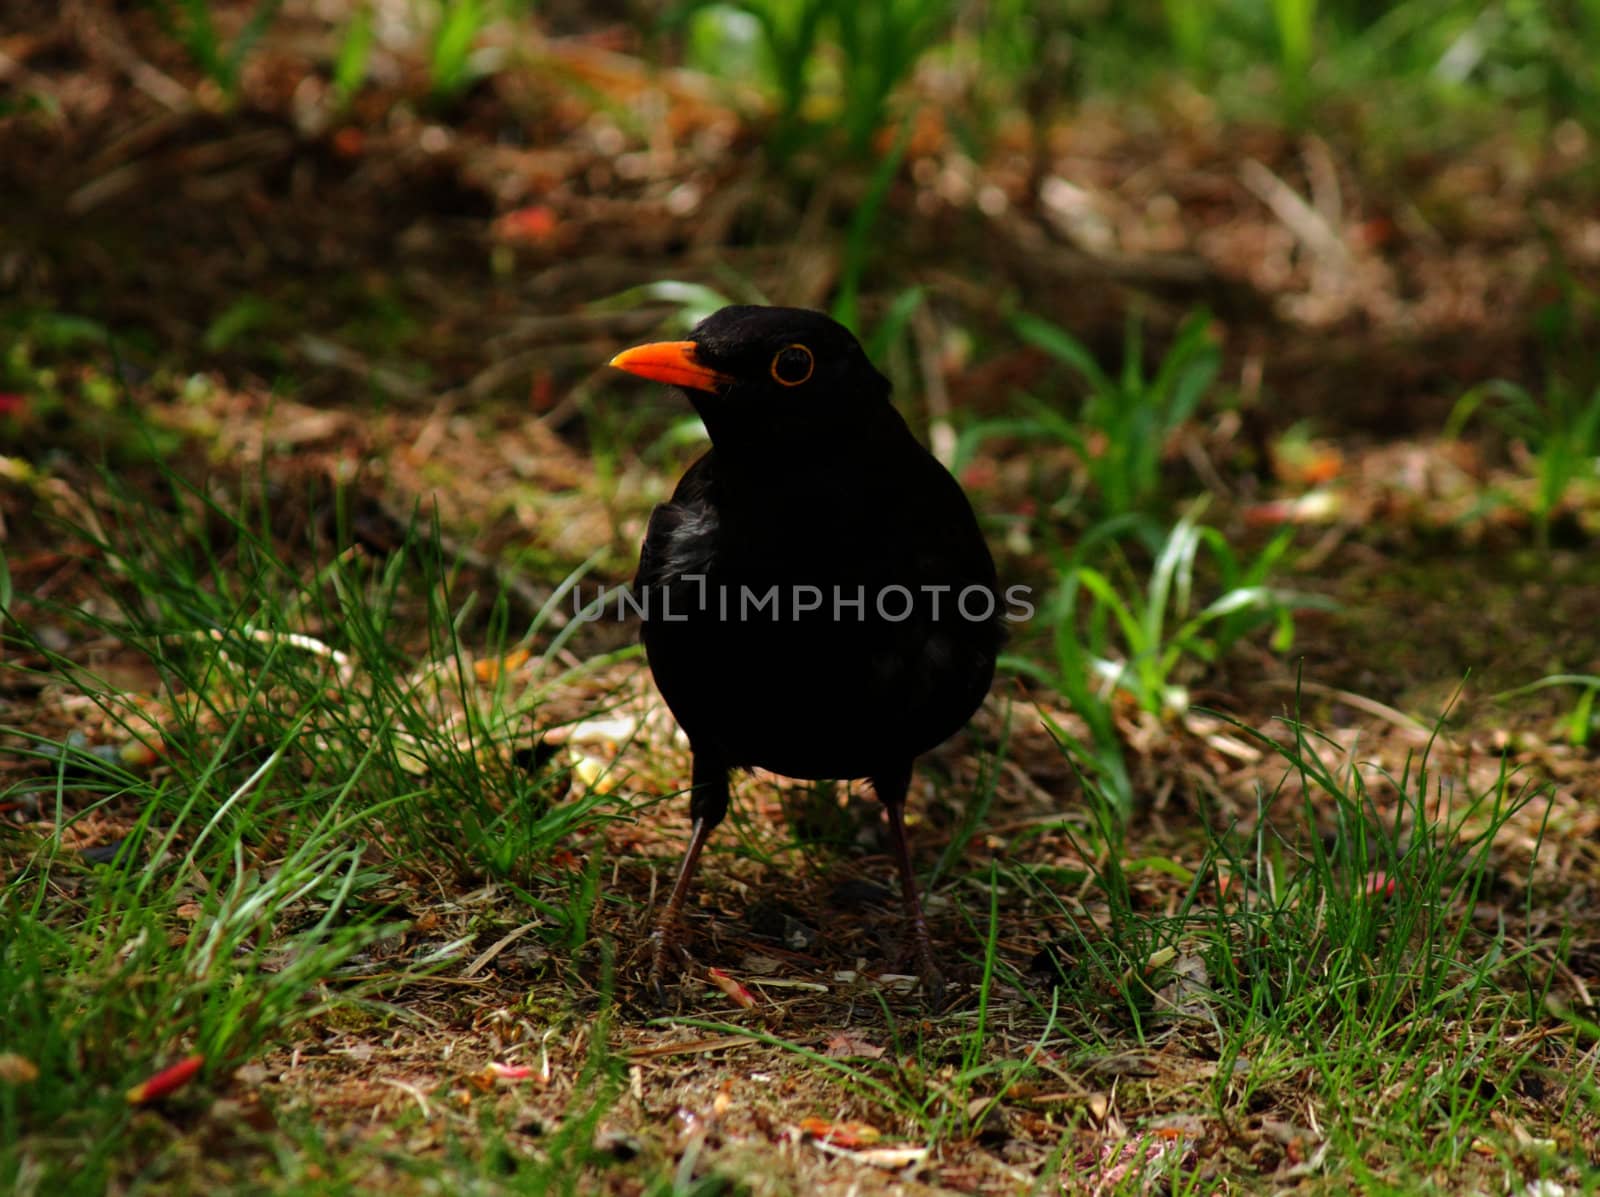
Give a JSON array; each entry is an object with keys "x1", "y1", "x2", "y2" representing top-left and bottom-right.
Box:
[
  {"x1": 647, "y1": 926, "x2": 694, "y2": 1009},
  {"x1": 647, "y1": 966, "x2": 672, "y2": 1010},
  {"x1": 916, "y1": 946, "x2": 948, "y2": 1012}
]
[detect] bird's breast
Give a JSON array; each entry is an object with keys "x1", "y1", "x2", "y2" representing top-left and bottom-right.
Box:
[{"x1": 636, "y1": 444, "x2": 998, "y2": 777}]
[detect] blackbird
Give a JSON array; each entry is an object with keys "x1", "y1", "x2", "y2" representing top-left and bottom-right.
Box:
[{"x1": 609, "y1": 305, "x2": 1000, "y2": 1004}]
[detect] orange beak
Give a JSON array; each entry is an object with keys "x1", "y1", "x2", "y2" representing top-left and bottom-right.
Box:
[{"x1": 608, "y1": 341, "x2": 734, "y2": 392}]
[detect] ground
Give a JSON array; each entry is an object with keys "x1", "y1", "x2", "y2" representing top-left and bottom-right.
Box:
[{"x1": 4, "y1": 3, "x2": 1600, "y2": 1194}]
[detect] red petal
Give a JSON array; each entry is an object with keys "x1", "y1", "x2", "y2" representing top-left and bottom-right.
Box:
[
  {"x1": 706, "y1": 967, "x2": 758, "y2": 1009},
  {"x1": 126, "y1": 1053, "x2": 204, "y2": 1104}
]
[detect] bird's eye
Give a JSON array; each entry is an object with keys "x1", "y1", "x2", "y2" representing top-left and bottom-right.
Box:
[{"x1": 770, "y1": 344, "x2": 814, "y2": 387}]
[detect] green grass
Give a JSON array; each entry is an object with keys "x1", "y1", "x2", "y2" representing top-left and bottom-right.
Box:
[
  {"x1": 673, "y1": 710, "x2": 1595, "y2": 1193},
  {"x1": 999, "y1": 504, "x2": 1325, "y2": 822},
  {"x1": 146, "y1": 0, "x2": 286, "y2": 101},
  {"x1": 677, "y1": 0, "x2": 1600, "y2": 169},
  {"x1": 1496, "y1": 673, "x2": 1600, "y2": 749},
  {"x1": 1446, "y1": 374, "x2": 1600, "y2": 549},
  {"x1": 680, "y1": 0, "x2": 952, "y2": 161},
  {"x1": 0, "y1": 459, "x2": 649, "y2": 1192},
  {"x1": 954, "y1": 310, "x2": 1222, "y2": 533},
  {"x1": 121, "y1": 1, "x2": 1600, "y2": 163},
  {"x1": 1025, "y1": 504, "x2": 1320, "y2": 719}
]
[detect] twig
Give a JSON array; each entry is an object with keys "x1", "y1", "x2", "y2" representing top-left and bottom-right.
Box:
[
  {"x1": 463, "y1": 921, "x2": 541, "y2": 978},
  {"x1": 1268, "y1": 679, "x2": 1436, "y2": 737},
  {"x1": 65, "y1": 0, "x2": 193, "y2": 114},
  {"x1": 378, "y1": 1077, "x2": 433, "y2": 1119},
  {"x1": 1239, "y1": 158, "x2": 1349, "y2": 270}
]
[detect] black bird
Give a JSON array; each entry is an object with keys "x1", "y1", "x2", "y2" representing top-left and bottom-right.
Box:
[{"x1": 610, "y1": 305, "x2": 1000, "y2": 1004}]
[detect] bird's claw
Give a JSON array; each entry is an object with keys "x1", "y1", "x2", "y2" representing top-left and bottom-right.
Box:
[
  {"x1": 647, "y1": 928, "x2": 673, "y2": 1008},
  {"x1": 914, "y1": 937, "x2": 948, "y2": 1011},
  {"x1": 919, "y1": 961, "x2": 948, "y2": 1012},
  {"x1": 647, "y1": 927, "x2": 695, "y2": 1009},
  {"x1": 648, "y1": 971, "x2": 672, "y2": 1010}
]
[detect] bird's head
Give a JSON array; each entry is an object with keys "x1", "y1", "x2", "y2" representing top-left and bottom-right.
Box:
[{"x1": 609, "y1": 305, "x2": 892, "y2": 446}]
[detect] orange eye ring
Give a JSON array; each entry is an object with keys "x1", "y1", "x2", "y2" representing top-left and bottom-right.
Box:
[{"x1": 770, "y1": 344, "x2": 814, "y2": 387}]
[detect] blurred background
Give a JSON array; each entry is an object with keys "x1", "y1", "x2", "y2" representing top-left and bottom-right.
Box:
[{"x1": 6, "y1": 0, "x2": 1597, "y2": 412}]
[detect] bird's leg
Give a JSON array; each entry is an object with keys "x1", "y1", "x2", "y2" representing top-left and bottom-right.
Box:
[
  {"x1": 649, "y1": 753, "x2": 729, "y2": 1005},
  {"x1": 872, "y1": 764, "x2": 945, "y2": 1009}
]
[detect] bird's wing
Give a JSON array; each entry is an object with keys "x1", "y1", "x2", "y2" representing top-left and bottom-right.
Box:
[
  {"x1": 635, "y1": 451, "x2": 719, "y2": 591},
  {"x1": 871, "y1": 445, "x2": 1003, "y2": 732}
]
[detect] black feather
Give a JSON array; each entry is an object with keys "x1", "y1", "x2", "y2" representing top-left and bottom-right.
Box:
[{"x1": 619, "y1": 304, "x2": 1001, "y2": 1004}]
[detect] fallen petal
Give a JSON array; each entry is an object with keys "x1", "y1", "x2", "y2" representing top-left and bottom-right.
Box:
[
  {"x1": 706, "y1": 967, "x2": 757, "y2": 1009},
  {"x1": 487, "y1": 1062, "x2": 539, "y2": 1081},
  {"x1": 1364, "y1": 872, "x2": 1397, "y2": 899},
  {"x1": 126, "y1": 1053, "x2": 204, "y2": 1104},
  {"x1": 798, "y1": 1116, "x2": 882, "y2": 1148}
]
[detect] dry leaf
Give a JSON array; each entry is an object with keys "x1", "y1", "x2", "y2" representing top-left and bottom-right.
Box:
[{"x1": 824, "y1": 1032, "x2": 885, "y2": 1059}]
